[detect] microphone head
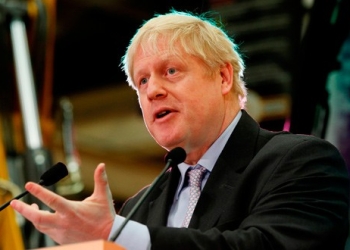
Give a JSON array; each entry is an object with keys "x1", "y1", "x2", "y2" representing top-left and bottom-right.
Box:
[
  {"x1": 165, "y1": 147, "x2": 186, "y2": 166},
  {"x1": 39, "y1": 162, "x2": 69, "y2": 186}
]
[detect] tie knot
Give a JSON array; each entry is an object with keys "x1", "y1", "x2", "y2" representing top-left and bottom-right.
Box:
[{"x1": 187, "y1": 166, "x2": 207, "y2": 188}]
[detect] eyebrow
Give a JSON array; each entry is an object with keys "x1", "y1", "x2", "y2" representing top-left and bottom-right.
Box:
[{"x1": 134, "y1": 54, "x2": 184, "y2": 76}]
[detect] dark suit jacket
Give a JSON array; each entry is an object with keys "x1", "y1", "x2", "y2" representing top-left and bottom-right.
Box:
[{"x1": 119, "y1": 110, "x2": 349, "y2": 249}]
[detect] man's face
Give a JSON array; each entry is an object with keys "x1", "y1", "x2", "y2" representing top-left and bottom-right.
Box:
[{"x1": 132, "y1": 40, "x2": 232, "y2": 157}]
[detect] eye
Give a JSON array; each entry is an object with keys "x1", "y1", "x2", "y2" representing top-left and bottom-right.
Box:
[
  {"x1": 167, "y1": 68, "x2": 176, "y2": 75},
  {"x1": 140, "y1": 78, "x2": 148, "y2": 85}
]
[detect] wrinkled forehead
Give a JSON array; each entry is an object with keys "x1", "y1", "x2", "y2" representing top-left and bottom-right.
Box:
[{"x1": 127, "y1": 35, "x2": 186, "y2": 85}]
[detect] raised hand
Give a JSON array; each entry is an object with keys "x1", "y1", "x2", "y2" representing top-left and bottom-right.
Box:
[{"x1": 10, "y1": 163, "x2": 116, "y2": 245}]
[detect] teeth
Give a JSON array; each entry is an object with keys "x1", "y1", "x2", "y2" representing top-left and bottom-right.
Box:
[{"x1": 157, "y1": 110, "x2": 170, "y2": 118}]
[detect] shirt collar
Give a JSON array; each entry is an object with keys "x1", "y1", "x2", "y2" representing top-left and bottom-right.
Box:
[{"x1": 177, "y1": 110, "x2": 242, "y2": 180}]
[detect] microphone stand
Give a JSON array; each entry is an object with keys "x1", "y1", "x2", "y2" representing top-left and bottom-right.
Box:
[
  {"x1": 0, "y1": 0, "x2": 55, "y2": 248},
  {"x1": 109, "y1": 159, "x2": 174, "y2": 242}
]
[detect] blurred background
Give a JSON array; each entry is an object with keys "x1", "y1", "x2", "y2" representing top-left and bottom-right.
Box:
[{"x1": 0, "y1": 0, "x2": 349, "y2": 249}]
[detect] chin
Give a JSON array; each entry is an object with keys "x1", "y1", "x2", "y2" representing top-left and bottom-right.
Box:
[
  {"x1": 156, "y1": 138, "x2": 182, "y2": 151},
  {"x1": 152, "y1": 128, "x2": 185, "y2": 148}
]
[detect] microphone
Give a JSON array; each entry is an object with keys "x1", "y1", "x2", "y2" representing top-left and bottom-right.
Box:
[
  {"x1": 0, "y1": 162, "x2": 68, "y2": 211},
  {"x1": 109, "y1": 147, "x2": 186, "y2": 242}
]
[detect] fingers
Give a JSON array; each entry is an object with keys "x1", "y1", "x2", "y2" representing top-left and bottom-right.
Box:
[
  {"x1": 92, "y1": 163, "x2": 111, "y2": 199},
  {"x1": 31, "y1": 203, "x2": 40, "y2": 209},
  {"x1": 24, "y1": 182, "x2": 69, "y2": 212},
  {"x1": 10, "y1": 199, "x2": 54, "y2": 226}
]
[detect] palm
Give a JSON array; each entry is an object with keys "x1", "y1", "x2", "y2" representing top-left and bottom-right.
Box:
[{"x1": 10, "y1": 163, "x2": 116, "y2": 245}]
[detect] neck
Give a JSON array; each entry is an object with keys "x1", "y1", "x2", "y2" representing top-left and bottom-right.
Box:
[{"x1": 184, "y1": 103, "x2": 240, "y2": 165}]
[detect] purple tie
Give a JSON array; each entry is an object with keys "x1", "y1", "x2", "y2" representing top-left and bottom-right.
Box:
[{"x1": 182, "y1": 166, "x2": 207, "y2": 227}]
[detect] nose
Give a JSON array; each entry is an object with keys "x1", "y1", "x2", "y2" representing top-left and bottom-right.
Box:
[{"x1": 147, "y1": 76, "x2": 167, "y2": 100}]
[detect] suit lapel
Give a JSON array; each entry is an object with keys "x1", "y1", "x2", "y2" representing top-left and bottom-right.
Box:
[
  {"x1": 146, "y1": 167, "x2": 181, "y2": 226},
  {"x1": 189, "y1": 110, "x2": 262, "y2": 229},
  {"x1": 143, "y1": 111, "x2": 269, "y2": 229}
]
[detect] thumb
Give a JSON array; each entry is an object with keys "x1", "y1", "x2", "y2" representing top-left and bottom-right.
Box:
[{"x1": 92, "y1": 163, "x2": 112, "y2": 201}]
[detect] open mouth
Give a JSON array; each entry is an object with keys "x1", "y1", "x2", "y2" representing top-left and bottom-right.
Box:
[{"x1": 156, "y1": 110, "x2": 171, "y2": 119}]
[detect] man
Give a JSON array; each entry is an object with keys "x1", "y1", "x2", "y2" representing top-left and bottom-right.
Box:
[{"x1": 10, "y1": 10, "x2": 349, "y2": 249}]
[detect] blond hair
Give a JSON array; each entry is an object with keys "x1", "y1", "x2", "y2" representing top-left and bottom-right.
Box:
[{"x1": 121, "y1": 10, "x2": 247, "y2": 107}]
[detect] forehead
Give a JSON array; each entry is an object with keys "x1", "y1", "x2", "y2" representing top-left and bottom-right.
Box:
[
  {"x1": 131, "y1": 36, "x2": 212, "y2": 80},
  {"x1": 133, "y1": 39, "x2": 187, "y2": 69}
]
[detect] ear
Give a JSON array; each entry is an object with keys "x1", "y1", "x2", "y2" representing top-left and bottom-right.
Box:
[{"x1": 220, "y1": 62, "x2": 234, "y2": 95}]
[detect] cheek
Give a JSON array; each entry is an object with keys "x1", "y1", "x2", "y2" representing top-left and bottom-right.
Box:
[
  {"x1": 137, "y1": 94, "x2": 146, "y2": 110},
  {"x1": 137, "y1": 97, "x2": 149, "y2": 118}
]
